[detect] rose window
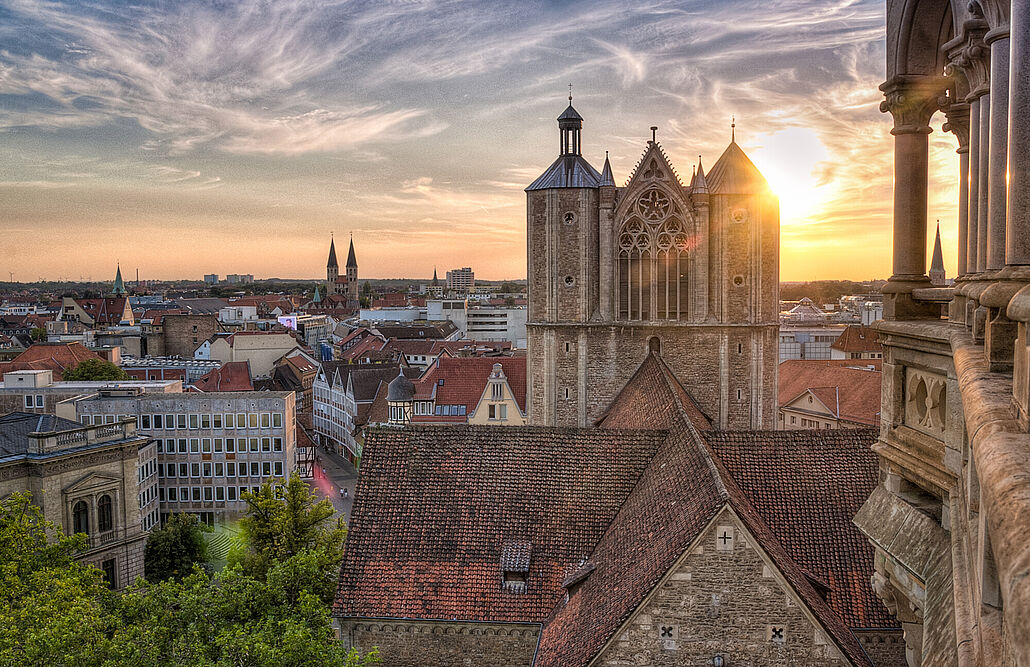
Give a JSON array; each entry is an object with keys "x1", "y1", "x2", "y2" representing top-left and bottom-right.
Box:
[{"x1": 637, "y1": 190, "x2": 671, "y2": 220}]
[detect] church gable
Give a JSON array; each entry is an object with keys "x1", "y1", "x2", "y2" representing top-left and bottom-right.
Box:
[
  {"x1": 616, "y1": 142, "x2": 688, "y2": 215},
  {"x1": 594, "y1": 506, "x2": 853, "y2": 666}
]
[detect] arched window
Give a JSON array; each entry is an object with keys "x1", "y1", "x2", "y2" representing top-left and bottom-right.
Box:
[
  {"x1": 617, "y1": 188, "x2": 691, "y2": 321},
  {"x1": 73, "y1": 500, "x2": 89, "y2": 535},
  {"x1": 98, "y1": 495, "x2": 113, "y2": 532}
]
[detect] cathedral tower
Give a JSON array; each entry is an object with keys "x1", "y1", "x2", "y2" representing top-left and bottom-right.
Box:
[
  {"x1": 345, "y1": 235, "x2": 359, "y2": 302},
  {"x1": 327, "y1": 236, "x2": 340, "y2": 295},
  {"x1": 526, "y1": 104, "x2": 779, "y2": 429}
]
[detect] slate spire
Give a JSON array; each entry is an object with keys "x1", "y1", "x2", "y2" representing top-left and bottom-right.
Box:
[
  {"x1": 346, "y1": 234, "x2": 357, "y2": 268},
  {"x1": 113, "y1": 264, "x2": 126, "y2": 296},
  {"x1": 327, "y1": 236, "x2": 339, "y2": 269},
  {"x1": 599, "y1": 151, "x2": 615, "y2": 186}
]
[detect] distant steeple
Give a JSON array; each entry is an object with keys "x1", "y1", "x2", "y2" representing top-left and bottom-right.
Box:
[
  {"x1": 432, "y1": 267, "x2": 439, "y2": 287},
  {"x1": 313, "y1": 284, "x2": 321, "y2": 303},
  {"x1": 112, "y1": 263, "x2": 126, "y2": 296},
  {"x1": 327, "y1": 235, "x2": 339, "y2": 269},
  {"x1": 346, "y1": 234, "x2": 357, "y2": 268},
  {"x1": 930, "y1": 222, "x2": 946, "y2": 286},
  {"x1": 599, "y1": 151, "x2": 615, "y2": 186}
]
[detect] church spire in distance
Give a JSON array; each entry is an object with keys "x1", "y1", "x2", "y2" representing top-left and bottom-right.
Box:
[
  {"x1": 346, "y1": 233, "x2": 357, "y2": 269},
  {"x1": 327, "y1": 234, "x2": 339, "y2": 269},
  {"x1": 112, "y1": 263, "x2": 126, "y2": 296}
]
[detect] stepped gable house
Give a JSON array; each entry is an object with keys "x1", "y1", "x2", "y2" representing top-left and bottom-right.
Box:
[{"x1": 526, "y1": 99, "x2": 779, "y2": 429}]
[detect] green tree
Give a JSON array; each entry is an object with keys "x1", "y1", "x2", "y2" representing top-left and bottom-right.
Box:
[
  {"x1": 143, "y1": 513, "x2": 210, "y2": 582},
  {"x1": 361, "y1": 281, "x2": 372, "y2": 296},
  {"x1": 62, "y1": 358, "x2": 129, "y2": 381},
  {"x1": 229, "y1": 474, "x2": 346, "y2": 604},
  {"x1": 30, "y1": 327, "x2": 46, "y2": 341},
  {"x1": 0, "y1": 492, "x2": 115, "y2": 667}
]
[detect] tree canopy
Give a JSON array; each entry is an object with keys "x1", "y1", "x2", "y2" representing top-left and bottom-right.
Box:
[
  {"x1": 62, "y1": 358, "x2": 129, "y2": 381},
  {"x1": 0, "y1": 487, "x2": 376, "y2": 666},
  {"x1": 143, "y1": 512, "x2": 209, "y2": 582}
]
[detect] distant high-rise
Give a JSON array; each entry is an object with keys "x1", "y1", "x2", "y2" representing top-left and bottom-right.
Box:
[{"x1": 445, "y1": 267, "x2": 475, "y2": 292}]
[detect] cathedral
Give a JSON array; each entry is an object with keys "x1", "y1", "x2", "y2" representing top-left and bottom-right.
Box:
[{"x1": 526, "y1": 98, "x2": 779, "y2": 428}]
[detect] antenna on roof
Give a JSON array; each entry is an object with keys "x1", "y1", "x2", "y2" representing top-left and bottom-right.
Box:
[{"x1": 731, "y1": 116, "x2": 736, "y2": 142}]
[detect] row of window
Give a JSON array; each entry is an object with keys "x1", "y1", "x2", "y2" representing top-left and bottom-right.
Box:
[
  {"x1": 138, "y1": 457, "x2": 157, "y2": 483},
  {"x1": 162, "y1": 484, "x2": 276, "y2": 503},
  {"x1": 155, "y1": 437, "x2": 283, "y2": 454},
  {"x1": 139, "y1": 483, "x2": 157, "y2": 510},
  {"x1": 160, "y1": 460, "x2": 284, "y2": 479},
  {"x1": 139, "y1": 411, "x2": 283, "y2": 430},
  {"x1": 23, "y1": 394, "x2": 45, "y2": 409},
  {"x1": 435, "y1": 404, "x2": 467, "y2": 416},
  {"x1": 142, "y1": 509, "x2": 159, "y2": 532}
]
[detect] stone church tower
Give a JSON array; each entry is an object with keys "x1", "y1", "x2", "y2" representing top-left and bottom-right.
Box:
[
  {"x1": 526, "y1": 100, "x2": 779, "y2": 428},
  {"x1": 326, "y1": 235, "x2": 359, "y2": 301}
]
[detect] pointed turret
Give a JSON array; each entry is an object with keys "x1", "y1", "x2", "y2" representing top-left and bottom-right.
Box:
[
  {"x1": 930, "y1": 223, "x2": 946, "y2": 286},
  {"x1": 692, "y1": 157, "x2": 709, "y2": 195},
  {"x1": 112, "y1": 264, "x2": 126, "y2": 296},
  {"x1": 346, "y1": 235, "x2": 357, "y2": 268},
  {"x1": 327, "y1": 238, "x2": 339, "y2": 269},
  {"x1": 599, "y1": 151, "x2": 615, "y2": 186}
]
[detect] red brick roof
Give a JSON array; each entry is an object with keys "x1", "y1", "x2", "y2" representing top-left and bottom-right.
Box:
[
  {"x1": 190, "y1": 361, "x2": 253, "y2": 392},
  {"x1": 830, "y1": 325, "x2": 882, "y2": 353},
  {"x1": 414, "y1": 356, "x2": 526, "y2": 417},
  {"x1": 339, "y1": 335, "x2": 387, "y2": 362},
  {"x1": 703, "y1": 429, "x2": 893, "y2": 630},
  {"x1": 334, "y1": 426, "x2": 667, "y2": 623},
  {"x1": 75, "y1": 298, "x2": 130, "y2": 324},
  {"x1": 779, "y1": 359, "x2": 882, "y2": 426},
  {"x1": 0, "y1": 342, "x2": 104, "y2": 380}
]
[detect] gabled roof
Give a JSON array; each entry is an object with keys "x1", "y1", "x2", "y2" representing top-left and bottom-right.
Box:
[
  {"x1": 778, "y1": 359, "x2": 882, "y2": 426},
  {"x1": 416, "y1": 356, "x2": 527, "y2": 415},
  {"x1": 74, "y1": 297, "x2": 131, "y2": 324},
  {"x1": 706, "y1": 140, "x2": 770, "y2": 194},
  {"x1": 190, "y1": 361, "x2": 253, "y2": 392},
  {"x1": 0, "y1": 342, "x2": 104, "y2": 380},
  {"x1": 831, "y1": 325, "x2": 882, "y2": 354},
  {"x1": 334, "y1": 426, "x2": 667, "y2": 622}
]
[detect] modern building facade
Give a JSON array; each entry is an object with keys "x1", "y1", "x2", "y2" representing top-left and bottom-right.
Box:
[
  {"x1": 68, "y1": 389, "x2": 296, "y2": 525},
  {"x1": 526, "y1": 101, "x2": 779, "y2": 428}
]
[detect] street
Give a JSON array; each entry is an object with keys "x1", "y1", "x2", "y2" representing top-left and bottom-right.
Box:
[{"x1": 305, "y1": 446, "x2": 358, "y2": 524}]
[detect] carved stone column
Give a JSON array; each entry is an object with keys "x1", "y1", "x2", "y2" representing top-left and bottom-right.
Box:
[
  {"x1": 1007, "y1": 0, "x2": 1030, "y2": 267},
  {"x1": 879, "y1": 75, "x2": 949, "y2": 320},
  {"x1": 986, "y1": 28, "x2": 1010, "y2": 272}
]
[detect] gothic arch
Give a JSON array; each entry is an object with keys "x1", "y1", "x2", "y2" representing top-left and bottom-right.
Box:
[{"x1": 889, "y1": 0, "x2": 956, "y2": 78}]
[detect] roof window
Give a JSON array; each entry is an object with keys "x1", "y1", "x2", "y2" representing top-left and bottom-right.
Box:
[{"x1": 500, "y1": 539, "x2": 531, "y2": 593}]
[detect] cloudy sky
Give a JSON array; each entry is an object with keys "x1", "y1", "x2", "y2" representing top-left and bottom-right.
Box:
[{"x1": 0, "y1": 0, "x2": 960, "y2": 282}]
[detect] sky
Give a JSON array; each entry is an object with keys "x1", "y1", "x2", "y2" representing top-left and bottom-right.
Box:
[{"x1": 0, "y1": 0, "x2": 961, "y2": 282}]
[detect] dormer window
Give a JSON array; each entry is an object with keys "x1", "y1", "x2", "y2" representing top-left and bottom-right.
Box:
[{"x1": 500, "y1": 539, "x2": 531, "y2": 593}]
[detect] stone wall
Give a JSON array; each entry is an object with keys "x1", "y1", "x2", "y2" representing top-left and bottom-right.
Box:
[
  {"x1": 338, "y1": 619, "x2": 539, "y2": 667},
  {"x1": 529, "y1": 322, "x2": 777, "y2": 428},
  {"x1": 596, "y1": 507, "x2": 851, "y2": 666},
  {"x1": 161, "y1": 315, "x2": 220, "y2": 358}
]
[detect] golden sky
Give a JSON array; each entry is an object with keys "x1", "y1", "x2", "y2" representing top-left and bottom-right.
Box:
[{"x1": 0, "y1": 0, "x2": 960, "y2": 282}]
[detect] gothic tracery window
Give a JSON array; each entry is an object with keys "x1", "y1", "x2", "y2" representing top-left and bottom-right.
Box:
[{"x1": 617, "y1": 188, "x2": 691, "y2": 321}]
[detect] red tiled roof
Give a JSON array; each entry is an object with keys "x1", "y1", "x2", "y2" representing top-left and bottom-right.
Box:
[
  {"x1": 340, "y1": 335, "x2": 388, "y2": 362},
  {"x1": 75, "y1": 298, "x2": 130, "y2": 324},
  {"x1": 415, "y1": 356, "x2": 526, "y2": 416},
  {"x1": 0, "y1": 342, "x2": 104, "y2": 380},
  {"x1": 779, "y1": 359, "x2": 882, "y2": 426},
  {"x1": 704, "y1": 429, "x2": 893, "y2": 631},
  {"x1": 334, "y1": 426, "x2": 667, "y2": 623},
  {"x1": 830, "y1": 325, "x2": 882, "y2": 353},
  {"x1": 190, "y1": 361, "x2": 253, "y2": 392},
  {"x1": 284, "y1": 354, "x2": 319, "y2": 374}
]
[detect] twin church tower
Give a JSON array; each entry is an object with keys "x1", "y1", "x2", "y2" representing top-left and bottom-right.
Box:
[{"x1": 526, "y1": 98, "x2": 779, "y2": 428}]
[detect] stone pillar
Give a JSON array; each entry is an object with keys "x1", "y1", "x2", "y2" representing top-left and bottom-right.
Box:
[
  {"x1": 986, "y1": 28, "x2": 1010, "y2": 272},
  {"x1": 967, "y1": 98, "x2": 982, "y2": 274},
  {"x1": 1008, "y1": 0, "x2": 1030, "y2": 266},
  {"x1": 977, "y1": 91, "x2": 990, "y2": 273},
  {"x1": 879, "y1": 75, "x2": 949, "y2": 319},
  {"x1": 944, "y1": 103, "x2": 971, "y2": 276}
]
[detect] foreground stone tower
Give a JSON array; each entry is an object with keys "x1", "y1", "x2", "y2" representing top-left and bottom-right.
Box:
[{"x1": 526, "y1": 100, "x2": 779, "y2": 428}]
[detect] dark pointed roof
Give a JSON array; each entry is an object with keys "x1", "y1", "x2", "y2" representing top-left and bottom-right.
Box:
[
  {"x1": 346, "y1": 236, "x2": 357, "y2": 268},
  {"x1": 327, "y1": 238, "x2": 339, "y2": 269},
  {"x1": 706, "y1": 140, "x2": 770, "y2": 194},
  {"x1": 431, "y1": 267, "x2": 439, "y2": 286},
  {"x1": 599, "y1": 152, "x2": 615, "y2": 186},
  {"x1": 113, "y1": 264, "x2": 126, "y2": 295},
  {"x1": 930, "y1": 224, "x2": 945, "y2": 274},
  {"x1": 557, "y1": 104, "x2": 583, "y2": 122},
  {"x1": 526, "y1": 155, "x2": 602, "y2": 191},
  {"x1": 387, "y1": 369, "x2": 415, "y2": 402}
]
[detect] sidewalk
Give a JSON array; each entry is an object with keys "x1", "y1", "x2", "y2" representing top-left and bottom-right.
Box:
[{"x1": 306, "y1": 446, "x2": 359, "y2": 523}]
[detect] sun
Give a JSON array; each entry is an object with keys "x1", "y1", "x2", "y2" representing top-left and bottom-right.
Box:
[{"x1": 746, "y1": 127, "x2": 832, "y2": 224}]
